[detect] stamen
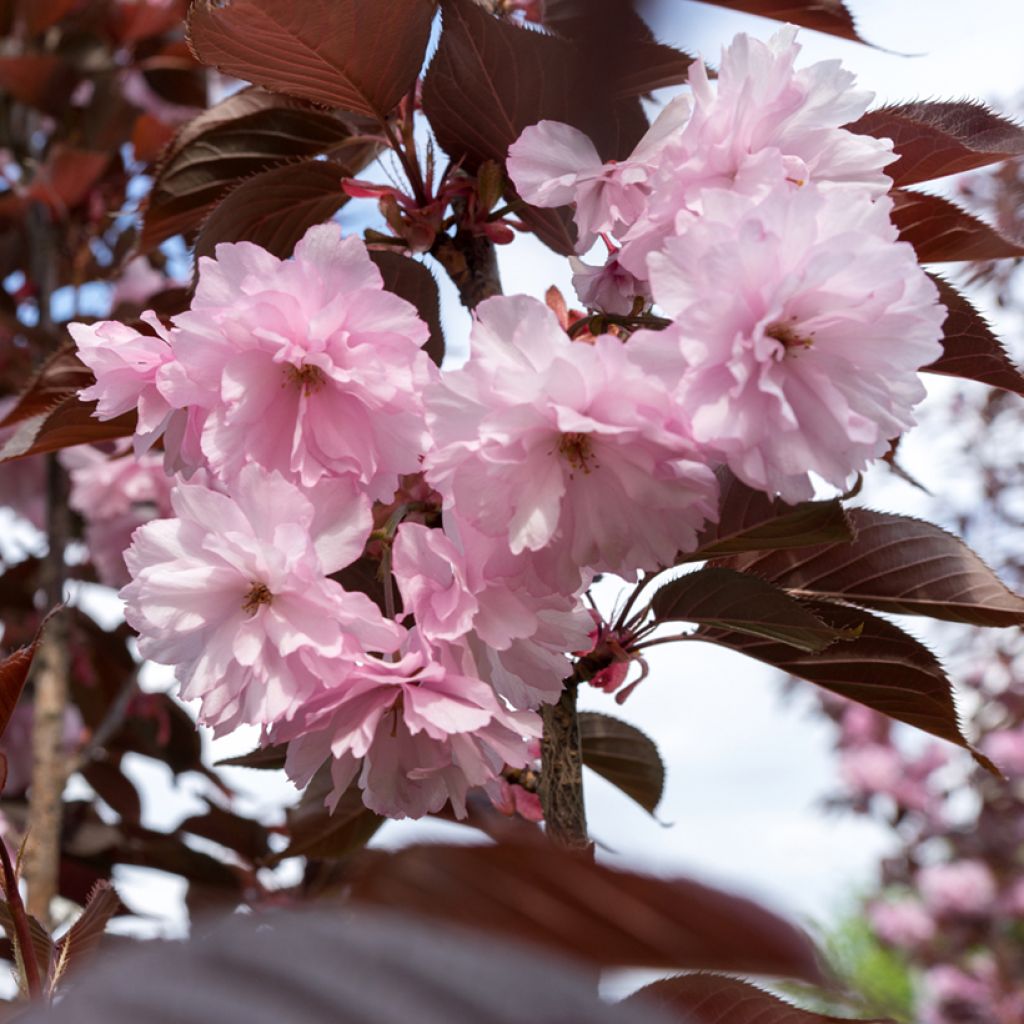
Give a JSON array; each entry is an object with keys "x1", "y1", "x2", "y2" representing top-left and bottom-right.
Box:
[
  {"x1": 766, "y1": 321, "x2": 814, "y2": 355},
  {"x1": 242, "y1": 581, "x2": 273, "y2": 615},
  {"x1": 557, "y1": 432, "x2": 598, "y2": 474},
  {"x1": 284, "y1": 363, "x2": 327, "y2": 395}
]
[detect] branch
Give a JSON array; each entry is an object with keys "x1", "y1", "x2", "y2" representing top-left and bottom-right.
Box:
[
  {"x1": 431, "y1": 197, "x2": 503, "y2": 310},
  {"x1": 539, "y1": 681, "x2": 590, "y2": 852},
  {"x1": 24, "y1": 211, "x2": 69, "y2": 927}
]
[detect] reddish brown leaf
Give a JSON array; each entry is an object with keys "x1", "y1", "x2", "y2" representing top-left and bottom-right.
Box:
[
  {"x1": 22, "y1": 908, "x2": 674, "y2": 1024},
  {"x1": 692, "y1": 0, "x2": 867, "y2": 43},
  {"x1": 684, "y1": 470, "x2": 853, "y2": 561},
  {"x1": 615, "y1": 41, "x2": 697, "y2": 97},
  {"x1": 652, "y1": 567, "x2": 853, "y2": 652},
  {"x1": 579, "y1": 712, "x2": 664, "y2": 814},
  {"x1": 187, "y1": 0, "x2": 436, "y2": 119},
  {"x1": 0, "y1": 397, "x2": 136, "y2": 462},
  {"x1": 424, "y1": 0, "x2": 579, "y2": 172},
  {"x1": 922, "y1": 275, "x2": 1024, "y2": 396},
  {"x1": 181, "y1": 802, "x2": 271, "y2": 864},
  {"x1": 349, "y1": 842, "x2": 825, "y2": 981},
  {"x1": 424, "y1": 0, "x2": 644, "y2": 254},
  {"x1": 0, "y1": 901, "x2": 53, "y2": 986},
  {"x1": 30, "y1": 147, "x2": 110, "y2": 214},
  {"x1": 541, "y1": 0, "x2": 696, "y2": 97},
  {"x1": 52, "y1": 882, "x2": 122, "y2": 984},
  {"x1": 141, "y1": 88, "x2": 375, "y2": 250},
  {"x1": 111, "y1": 0, "x2": 186, "y2": 43},
  {"x1": 193, "y1": 159, "x2": 352, "y2": 261},
  {"x1": 215, "y1": 744, "x2": 287, "y2": 770},
  {"x1": 22, "y1": 0, "x2": 81, "y2": 35},
  {"x1": 0, "y1": 612, "x2": 56, "y2": 744},
  {"x1": 629, "y1": 974, "x2": 890, "y2": 1023},
  {"x1": 80, "y1": 761, "x2": 142, "y2": 826},
  {"x1": 0, "y1": 347, "x2": 90, "y2": 430},
  {"x1": 269, "y1": 768, "x2": 383, "y2": 865},
  {"x1": 131, "y1": 113, "x2": 177, "y2": 164},
  {"x1": 369, "y1": 251, "x2": 445, "y2": 366},
  {"x1": 697, "y1": 600, "x2": 993, "y2": 770},
  {"x1": 0, "y1": 54, "x2": 77, "y2": 114},
  {"x1": 891, "y1": 189, "x2": 1024, "y2": 262},
  {"x1": 848, "y1": 101, "x2": 1024, "y2": 188},
  {"x1": 717, "y1": 508, "x2": 1024, "y2": 628}
]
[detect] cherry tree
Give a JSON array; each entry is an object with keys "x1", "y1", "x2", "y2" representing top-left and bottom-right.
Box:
[{"x1": 0, "y1": 0, "x2": 1022, "y2": 1019}]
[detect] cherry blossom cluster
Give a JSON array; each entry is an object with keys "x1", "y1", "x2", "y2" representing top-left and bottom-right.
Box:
[
  {"x1": 69, "y1": 27, "x2": 948, "y2": 821},
  {"x1": 507, "y1": 26, "x2": 945, "y2": 502}
]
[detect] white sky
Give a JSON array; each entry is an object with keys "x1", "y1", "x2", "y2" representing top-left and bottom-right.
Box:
[{"x1": 28, "y1": 0, "x2": 1024, "y2": 963}]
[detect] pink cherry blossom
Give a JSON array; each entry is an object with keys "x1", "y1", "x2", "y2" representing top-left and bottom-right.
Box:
[
  {"x1": 570, "y1": 253, "x2": 647, "y2": 315},
  {"x1": 645, "y1": 183, "x2": 944, "y2": 501},
  {"x1": 617, "y1": 26, "x2": 894, "y2": 279},
  {"x1": 918, "y1": 860, "x2": 998, "y2": 917},
  {"x1": 980, "y1": 726, "x2": 1024, "y2": 777},
  {"x1": 424, "y1": 295, "x2": 719, "y2": 590},
  {"x1": 162, "y1": 224, "x2": 434, "y2": 499},
  {"x1": 69, "y1": 312, "x2": 184, "y2": 451},
  {"x1": 507, "y1": 99, "x2": 689, "y2": 251},
  {"x1": 61, "y1": 444, "x2": 173, "y2": 587},
  {"x1": 840, "y1": 744, "x2": 903, "y2": 796},
  {"x1": 392, "y1": 522, "x2": 478, "y2": 643},
  {"x1": 868, "y1": 897, "x2": 936, "y2": 948},
  {"x1": 394, "y1": 518, "x2": 590, "y2": 708},
  {"x1": 276, "y1": 629, "x2": 540, "y2": 819},
  {"x1": 921, "y1": 966, "x2": 993, "y2": 1024},
  {"x1": 121, "y1": 464, "x2": 398, "y2": 733}
]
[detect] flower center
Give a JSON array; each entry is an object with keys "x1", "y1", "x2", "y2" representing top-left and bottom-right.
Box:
[
  {"x1": 557, "y1": 432, "x2": 597, "y2": 474},
  {"x1": 766, "y1": 321, "x2": 813, "y2": 356},
  {"x1": 284, "y1": 362, "x2": 326, "y2": 394},
  {"x1": 241, "y1": 581, "x2": 273, "y2": 615}
]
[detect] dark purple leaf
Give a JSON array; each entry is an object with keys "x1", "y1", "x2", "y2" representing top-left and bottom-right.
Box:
[
  {"x1": 716, "y1": 508, "x2": 1024, "y2": 628},
  {"x1": 348, "y1": 841, "x2": 825, "y2": 981},
  {"x1": 691, "y1": 0, "x2": 868, "y2": 44},
  {"x1": 629, "y1": 973, "x2": 890, "y2": 1023},
  {"x1": 579, "y1": 712, "x2": 665, "y2": 814},
  {"x1": 369, "y1": 251, "x2": 445, "y2": 366},
  {"x1": 651, "y1": 567, "x2": 853, "y2": 652},
  {"x1": 922, "y1": 275, "x2": 1024, "y2": 397},
  {"x1": 848, "y1": 101, "x2": 1024, "y2": 187},
  {"x1": 697, "y1": 600, "x2": 995, "y2": 771},
  {"x1": 685, "y1": 470, "x2": 854, "y2": 561},
  {"x1": 187, "y1": 0, "x2": 436, "y2": 120},
  {"x1": 892, "y1": 189, "x2": 1024, "y2": 262},
  {"x1": 193, "y1": 159, "x2": 352, "y2": 261}
]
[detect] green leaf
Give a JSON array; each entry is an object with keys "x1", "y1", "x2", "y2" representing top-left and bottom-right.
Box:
[
  {"x1": 579, "y1": 712, "x2": 664, "y2": 815},
  {"x1": 651, "y1": 567, "x2": 853, "y2": 652}
]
